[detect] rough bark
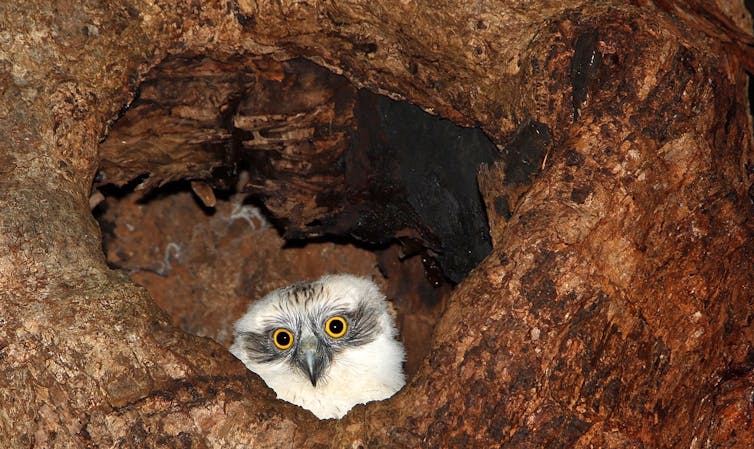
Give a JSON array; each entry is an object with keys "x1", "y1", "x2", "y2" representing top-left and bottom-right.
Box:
[{"x1": 1, "y1": 1, "x2": 753, "y2": 449}]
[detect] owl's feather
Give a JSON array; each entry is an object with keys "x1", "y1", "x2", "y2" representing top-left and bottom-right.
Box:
[{"x1": 230, "y1": 274, "x2": 406, "y2": 419}]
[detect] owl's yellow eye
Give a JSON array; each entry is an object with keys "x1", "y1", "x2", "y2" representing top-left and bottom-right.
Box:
[
  {"x1": 325, "y1": 316, "x2": 348, "y2": 338},
  {"x1": 272, "y1": 328, "x2": 294, "y2": 350}
]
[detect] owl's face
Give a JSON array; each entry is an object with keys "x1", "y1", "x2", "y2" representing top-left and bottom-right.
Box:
[
  {"x1": 231, "y1": 274, "x2": 406, "y2": 419},
  {"x1": 231, "y1": 274, "x2": 402, "y2": 388},
  {"x1": 233, "y1": 278, "x2": 386, "y2": 386}
]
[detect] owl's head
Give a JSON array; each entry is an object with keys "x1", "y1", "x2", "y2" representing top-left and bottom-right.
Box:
[{"x1": 231, "y1": 274, "x2": 400, "y2": 389}]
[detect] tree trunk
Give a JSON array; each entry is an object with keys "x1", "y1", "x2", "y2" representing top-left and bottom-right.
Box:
[{"x1": 1, "y1": 1, "x2": 752, "y2": 448}]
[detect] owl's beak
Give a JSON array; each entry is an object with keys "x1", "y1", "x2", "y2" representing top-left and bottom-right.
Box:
[
  {"x1": 297, "y1": 336, "x2": 325, "y2": 386},
  {"x1": 304, "y1": 350, "x2": 318, "y2": 386}
]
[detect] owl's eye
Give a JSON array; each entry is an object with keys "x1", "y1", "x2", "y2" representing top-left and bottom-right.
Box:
[
  {"x1": 272, "y1": 328, "x2": 294, "y2": 350},
  {"x1": 325, "y1": 316, "x2": 348, "y2": 338}
]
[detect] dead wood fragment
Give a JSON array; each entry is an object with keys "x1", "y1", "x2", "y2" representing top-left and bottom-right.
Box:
[{"x1": 189, "y1": 180, "x2": 216, "y2": 208}]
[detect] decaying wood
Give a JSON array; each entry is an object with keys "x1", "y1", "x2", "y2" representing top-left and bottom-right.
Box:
[
  {"x1": 99, "y1": 56, "x2": 497, "y2": 282},
  {"x1": 1, "y1": 1, "x2": 753, "y2": 448}
]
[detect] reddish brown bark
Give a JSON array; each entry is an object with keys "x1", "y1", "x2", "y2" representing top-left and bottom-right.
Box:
[{"x1": 0, "y1": 1, "x2": 753, "y2": 448}]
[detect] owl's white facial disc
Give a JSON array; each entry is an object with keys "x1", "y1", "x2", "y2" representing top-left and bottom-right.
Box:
[{"x1": 230, "y1": 274, "x2": 406, "y2": 419}]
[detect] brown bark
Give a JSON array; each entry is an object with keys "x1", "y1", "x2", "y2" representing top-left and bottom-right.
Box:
[{"x1": 1, "y1": 1, "x2": 753, "y2": 448}]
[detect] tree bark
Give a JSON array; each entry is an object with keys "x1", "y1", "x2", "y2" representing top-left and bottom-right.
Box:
[{"x1": 1, "y1": 1, "x2": 752, "y2": 448}]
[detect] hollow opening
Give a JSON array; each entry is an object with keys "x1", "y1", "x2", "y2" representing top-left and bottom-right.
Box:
[{"x1": 92, "y1": 54, "x2": 500, "y2": 377}]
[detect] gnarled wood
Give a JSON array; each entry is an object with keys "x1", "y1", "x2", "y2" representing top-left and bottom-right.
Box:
[{"x1": 0, "y1": 1, "x2": 752, "y2": 448}]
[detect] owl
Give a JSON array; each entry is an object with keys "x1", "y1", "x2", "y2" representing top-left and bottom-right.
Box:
[{"x1": 230, "y1": 274, "x2": 406, "y2": 419}]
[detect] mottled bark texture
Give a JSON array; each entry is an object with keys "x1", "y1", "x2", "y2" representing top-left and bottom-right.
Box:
[{"x1": 1, "y1": 1, "x2": 753, "y2": 448}]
